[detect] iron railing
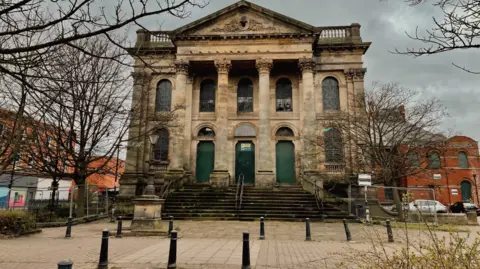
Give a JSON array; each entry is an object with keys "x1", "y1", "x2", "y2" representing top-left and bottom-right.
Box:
[{"x1": 235, "y1": 173, "x2": 245, "y2": 210}]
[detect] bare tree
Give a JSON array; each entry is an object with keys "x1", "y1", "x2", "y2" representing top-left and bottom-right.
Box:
[
  {"x1": 305, "y1": 82, "x2": 449, "y2": 218},
  {"x1": 387, "y1": 0, "x2": 480, "y2": 74}
]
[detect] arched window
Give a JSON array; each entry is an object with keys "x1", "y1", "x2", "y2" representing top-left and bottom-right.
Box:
[
  {"x1": 458, "y1": 151, "x2": 469, "y2": 168},
  {"x1": 237, "y1": 78, "x2": 253, "y2": 112},
  {"x1": 409, "y1": 152, "x2": 420, "y2": 168},
  {"x1": 155, "y1": 80, "x2": 172, "y2": 112},
  {"x1": 200, "y1": 79, "x2": 216, "y2": 112},
  {"x1": 276, "y1": 127, "x2": 294, "y2": 137},
  {"x1": 276, "y1": 78, "x2": 292, "y2": 112},
  {"x1": 153, "y1": 129, "x2": 169, "y2": 162},
  {"x1": 324, "y1": 128, "x2": 343, "y2": 163},
  {"x1": 322, "y1": 77, "x2": 340, "y2": 111},
  {"x1": 429, "y1": 152, "x2": 441, "y2": 169},
  {"x1": 198, "y1": 127, "x2": 215, "y2": 138}
]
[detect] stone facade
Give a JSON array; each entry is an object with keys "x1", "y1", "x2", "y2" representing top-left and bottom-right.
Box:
[{"x1": 119, "y1": 0, "x2": 371, "y2": 198}]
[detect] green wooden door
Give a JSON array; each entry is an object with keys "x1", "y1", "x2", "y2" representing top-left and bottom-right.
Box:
[
  {"x1": 196, "y1": 142, "x2": 215, "y2": 183},
  {"x1": 235, "y1": 142, "x2": 255, "y2": 184},
  {"x1": 276, "y1": 141, "x2": 296, "y2": 184},
  {"x1": 461, "y1": 181, "x2": 472, "y2": 201}
]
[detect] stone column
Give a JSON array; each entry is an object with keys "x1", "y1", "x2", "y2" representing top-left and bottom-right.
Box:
[
  {"x1": 350, "y1": 68, "x2": 367, "y2": 172},
  {"x1": 299, "y1": 58, "x2": 321, "y2": 185},
  {"x1": 256, "y1": 59, "x2": 275, "y2": 188},
  {"x1": 210, "y1": 59, "x2": 232, "y2": 188},
  {"x1": 169, "y1": 60, "x2": 189, "y2": 172}
]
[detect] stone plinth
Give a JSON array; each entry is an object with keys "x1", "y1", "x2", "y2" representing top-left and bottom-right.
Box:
[
  {"x1": 130, "y1": 195, "x2": 164, "y2": 230},
  {"x1": 256, "y1": 171, "x2": 275, "y2": 189},
  {"x1": 210, "y1": 170, "x2": 230, "y2": 188}
]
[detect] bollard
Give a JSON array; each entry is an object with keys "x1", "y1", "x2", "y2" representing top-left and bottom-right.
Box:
[
  {"x1": 259, "y1": 217, "x2": 265, "y2": 240},
  {"x1": 305, "y1": 218, "x2": 311, "y2": 241},
  {"x1": 167, "y1": 230, "x2": 178, "y2": 269},
  {"x1": 343, "y1": 219, "x2": 352, "y2": 242},
  {"x1": 168, "y1": 216, "x2": 174, "y2": 237},
  {"x1": 65, "y1": 217, "x2": 72, "y2": 238},
  {"x1": 57, "y1": 259, "x2": 73, "y2": 269},
  {"x1": 14, "y1": 217, "x2": 22, "y2": 237},
  {"x1": 386, "y1": 219, "x2": 394, "y2": 243},
  {"x1": 98, "y1": 229, "x2": 109, "y2": 269},
  {"x1": 116, "y1": 218, "x2": 123, "y2": 238},
  {"x1": 242, "y1": 232, "x2": 251, "y2": 269}
]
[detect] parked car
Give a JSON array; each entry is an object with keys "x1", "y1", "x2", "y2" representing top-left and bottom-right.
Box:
[
  {"x1": 450, "y1": 201, "x2": 480, "y2": 216},
  {"x1": 408, "y1": 200, "x2": 448, "y2": 213}
]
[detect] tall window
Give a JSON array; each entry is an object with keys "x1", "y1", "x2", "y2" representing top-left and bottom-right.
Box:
[
  {"x1": 155, "y1": 80, "x2": 172, "y2": 112},
  {"x1": 324, "y1": 128, "x2": 343, "y2": 162},
  {"x1": 153, "y1": 129, "x2": 169, "y2": 162},
  {"x1": 200, "y1": 79, "x2": 216, "y2": 112},
  {"x1": 322, "y1": 77, "x2": 340, "y2": 111},
  {"x1": 458, "y1": 151, "x2": 469, "y2": 168},
  {"x1": 237, "y1": 78, "x2": 253, "y2": 112},
  {"x1": 429, "y1": 152, "x2": 441, "y2": 169},
  {"x1": 276, "y1": 78, "x2": 292, "y2": 112},
  {"x1": 409, "y1": 152, "x2": 420, "y2": 168}
]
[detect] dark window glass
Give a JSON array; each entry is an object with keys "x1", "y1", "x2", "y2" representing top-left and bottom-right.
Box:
[
  {"x1": 458, "y1": 152, "x2": 468, "y2": 168},
  {"x1": 153, "y1": 129, "x2": 169, "y2": 162},
  {"x1": 237, "y1": 78, "x2": 253, "y2": 112},
  {"x1": 324, "y1": 128, "x2": 343, "y2": 162},
  {"x1": 276, "y1": 127, "x2": 294, "y2": 137},
  {"x1": 409, "y1": 152, "x2": 420, "y2": 168},
  {"x1": 198, "y1": 127, "x2": 215, "y2": 138},
  {"x1": 322, "y1": 77, "x2": 340, "y2": 111},
  {"x1": 276, "y1": 78, "x2": 292, "y2": 112},
  {"x1": 429, "y1": 152, "x2": 441, "y2": 169},
  {"x1": 0, "y1": 123, "x2": 3, "y2": 136},
  {"x1": 155, "y1": 80, "x2": 172, "y2": 112},
  {"x1": 200, "y1": 79, "x2": 216, "y2": 112},
  {"x1": 384, "y1": 188, "x2": 394, "y2": 200}
]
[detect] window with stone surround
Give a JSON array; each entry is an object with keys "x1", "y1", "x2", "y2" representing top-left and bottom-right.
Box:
[
  {"x1": 276, "y1": 127, "x2": 294, "y2": 137},
  {"x1": 155, "y1": 79, "x2": 172, "y2": 112},
  {"x1": 428, "y1": 152, "x2": 441, "y2": 169},
  {"x1": 276, "y1": 78, "x2": 292, "y2": 112},
  {"x1": 198, "y1": 127, "x2": 215, "y2": 138},
  {"x1": 200, "y1": 79, "x2": 216, "y2": 112},
  {"x1": 322, "y1": 77, "x2": 340, "y2": 111},
  {"x1": 324, "y1": 128, "x2": 344, "y2": 163},
  {"x1": 409, "y1": 152, "x2": 420, "y2": 168},
  {"x1": 237, "y1": 78, "x2": 253, "y2": 112},
  {"x1": 153, "y1": 128, "x2": 169, "y2": 162},
  {"x1": 458, "y1": 151, "x2": 469, "y2": 168}
]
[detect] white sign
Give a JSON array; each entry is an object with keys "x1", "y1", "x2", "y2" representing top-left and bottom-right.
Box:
[
  {"x1": 451, "y1": 189, "x2": 458, "y2": 196},
  {"x1": 358, "y1": 174, "x2": 372, "y2": 186},
  {"x1": 433, "y1": 174, "x2": 441, "y2": 180}
]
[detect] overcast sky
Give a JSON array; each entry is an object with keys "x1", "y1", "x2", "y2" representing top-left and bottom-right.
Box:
[{"x1": 137, "y1": 0, "x2": 480, "y2": 141}]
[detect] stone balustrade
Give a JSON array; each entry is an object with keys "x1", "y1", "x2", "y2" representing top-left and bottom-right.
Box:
[{"x1": 325, "y1": 163, "x2": 345, "y2": 173}]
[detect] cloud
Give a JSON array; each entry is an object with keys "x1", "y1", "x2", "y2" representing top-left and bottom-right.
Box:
[{"x1": 136, "y1": 0, "x2": 480, "y2": 141}]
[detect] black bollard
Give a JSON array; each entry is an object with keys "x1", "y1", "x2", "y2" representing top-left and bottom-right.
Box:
[
  {"x1": 57, "y1": 259, "x2": 73, "y2": 269},
  {"x1": 259, "y1": 217, "x2": 265, "y2": 240},
  {"x1": 386, "y1": 219, "x2": 394, "y2": 243},
  {"x1": 167, "y1": 230, "x2": 178, "y2": 269},
  {"x1": 343, "y1": 219, "x2": 352, "y2": 242},
  {"x1": 305, "y1": 218, "x2": 311, "y2": 241},
  {"x1": 168, "y1": 216, "x2": 174, "y2": 237},
  {"x1": 98, "y1": 229, "x2": 109, "y2": 269},
  {"x1": 65, "y1": 217, "x2": 72, "y2": 238},
  {"x1": 242, "y1": 232, "x2": 251, "y2": 269},
  {"x1": 116, "y1": 218, "x2": 123, "y2": 238}
]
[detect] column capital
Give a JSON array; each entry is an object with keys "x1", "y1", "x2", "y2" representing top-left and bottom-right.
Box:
[
  {"x1": 344, "y1": 68, "x2": 366, "y2": 81},
  {"x1": 298, "y1": 57, "x2": 316, "y2": 73},
  {"x1": 214, "y1": 58, "x2": 232, "y2": 74},
  {"x1": 131, "y1": 72, "x2": 152, "y2": 85},
  {"x1": 175, "y1": 59, "x2": 190, "y2": 75},
  {"x1": 256, "y1": 58, "x2": 273, "y2": 74}
]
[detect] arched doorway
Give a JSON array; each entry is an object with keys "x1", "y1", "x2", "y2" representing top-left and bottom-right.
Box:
[
  {"x1": 235, "y1": 142, "x2": 255, "y2": 184},
  {"x1": 196, "y1": 127, "x2": 215, "y2": 183},
  {"x1": 461, "y1": 180, "x2": 472, "y2": 201},
  {"x1": 275, "y1": 127, "x2": 296, "y2": 184}
]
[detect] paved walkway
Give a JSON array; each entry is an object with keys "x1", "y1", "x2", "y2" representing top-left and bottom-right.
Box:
[{"x1": 0, "y1": 219, "x2": 476, "y2": 269}]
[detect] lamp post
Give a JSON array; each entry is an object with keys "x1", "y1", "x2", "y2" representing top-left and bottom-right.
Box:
[
  {"x1": 143, "y1": 133, "x2": 159, "y2": 196},
  {"x1": 474, "y1": 174, "x2": 479, "y2": 205},
  {"x1": 111, "y1": 144, "x2": 121, "y2": 222}
]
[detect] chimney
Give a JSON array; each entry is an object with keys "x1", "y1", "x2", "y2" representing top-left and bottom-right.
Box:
[{"x1": 398, "y1": 105, "x2": 406, "y2": 121}]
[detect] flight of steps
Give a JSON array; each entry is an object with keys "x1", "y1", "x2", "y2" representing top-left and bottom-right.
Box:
[{"x1": 162, "y1": 184, "x2": 352, "y2": 221}]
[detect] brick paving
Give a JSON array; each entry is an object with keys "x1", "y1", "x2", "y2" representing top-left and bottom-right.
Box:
[{"x1": 0, "y1": 219, "x2": 477, "y2": 269}]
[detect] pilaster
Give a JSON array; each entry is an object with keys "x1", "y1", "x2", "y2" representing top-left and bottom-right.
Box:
[{"x1": 170, "y1": 60, "x2": 189, "y2": 171}]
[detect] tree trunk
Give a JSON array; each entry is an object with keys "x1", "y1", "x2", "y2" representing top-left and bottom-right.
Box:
[
  {"x1": 49, "y1": 179, "x2": 58, "y2": 211},
  {"x1": 76, "y1": 184, "x2": 86, "y2": 217},
  {"x1": 393, "y1": 187, "x2": 405, "y2": 222}
]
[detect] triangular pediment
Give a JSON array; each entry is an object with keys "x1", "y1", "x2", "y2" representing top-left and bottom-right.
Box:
[{"x1": 172, "y1": 1, "x2": 315, "y2": 36}]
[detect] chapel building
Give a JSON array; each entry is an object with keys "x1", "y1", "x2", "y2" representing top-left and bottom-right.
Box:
[{"x1": 119, "y1": 0, "x2": 371, "y2": 198}]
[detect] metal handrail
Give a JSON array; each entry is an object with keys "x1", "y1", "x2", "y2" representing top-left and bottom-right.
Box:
[
  {"x1": 235, "y1": 173, "x2": 245, "y2": 210},
  {"x1": 313, "y1": 181, "x2": 323, "y2": 211}
]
